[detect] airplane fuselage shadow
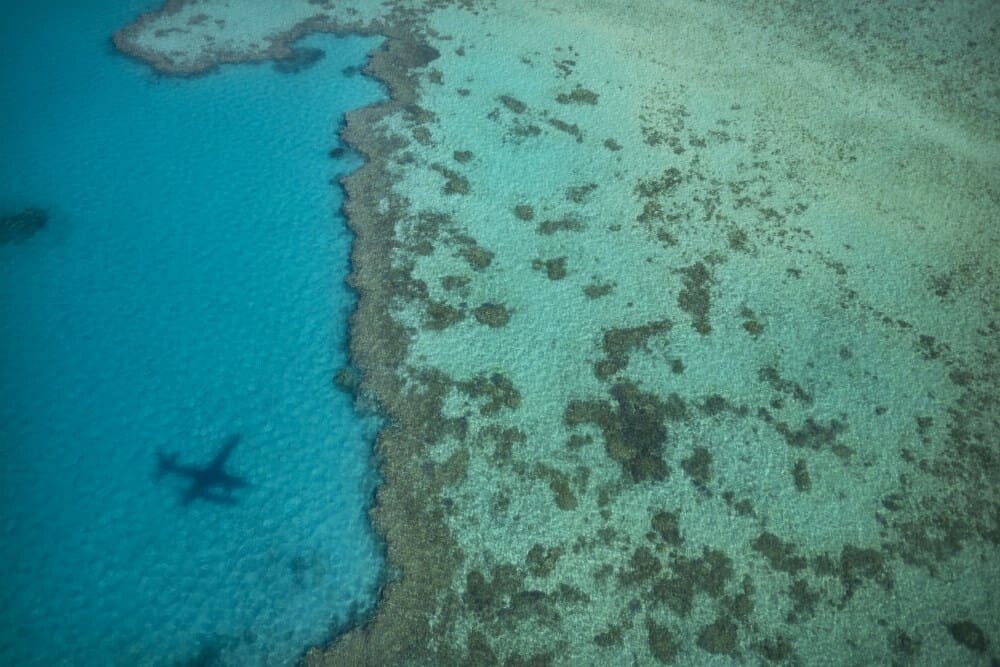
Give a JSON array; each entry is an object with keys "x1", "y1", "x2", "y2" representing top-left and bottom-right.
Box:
[{"x1": 155, "y1": 433, "x2": 249, "y2": 507}]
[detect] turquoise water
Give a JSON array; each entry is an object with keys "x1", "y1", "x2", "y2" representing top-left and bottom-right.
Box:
[{"x1": 0, "y1": 3, "x2": 385, "y2": 665}]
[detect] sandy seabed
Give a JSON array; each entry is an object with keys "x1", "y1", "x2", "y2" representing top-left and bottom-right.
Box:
[{"x1": 117, "y1": 1, "x2": 999, "y2": 664}]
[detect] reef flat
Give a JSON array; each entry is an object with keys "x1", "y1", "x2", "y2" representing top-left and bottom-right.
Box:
[{"x1": 117, "y1": 1, "x2": 1000, "y2": 664}]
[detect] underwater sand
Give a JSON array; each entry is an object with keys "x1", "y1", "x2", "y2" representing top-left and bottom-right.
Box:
[{"x1": 113, "y1": 0, "x2": 999, "y2": 664}]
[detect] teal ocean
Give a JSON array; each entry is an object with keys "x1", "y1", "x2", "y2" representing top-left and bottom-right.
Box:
[{"x1": 0, "y1": 2, "x2": 384, "y2": 665}]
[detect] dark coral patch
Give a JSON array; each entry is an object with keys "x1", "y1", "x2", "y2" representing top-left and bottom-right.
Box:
[
  {"x1": 473, "y1": 303, "x2": 511, "y2": 327},
  {"x1": 480, "y1": 424, "x2": 526, "y2": 463},
  {"x1": 537, "y1": 217, "x2": 584, "y2": 235},
  {"x1": 651, "y1": 510, "x2": 683, "y2": 546},
  {"x1": 565, "y1": 183, "x2": 598, "y2": 203},
  {"x1": 619, "y1": 546, "x2": 662, "y2": 585},
  {"x1": 499, "y1": 94, "x2": 527, "y2": 113},
  {"x1": 791, "y1": 458, "x2": 812, "y2": 491},
  {"x1": 454, "y1": 236, "x2": 494, "y2": 270},
  {"x1": 680, "y1": 447, "x2": 713, "y2": 487},
  {"x1": 507, "y1": 122, "x2": 542, "y2": 141},
  {"x1": 774, "y1": 417, "x2": 847, "y2": 450},
  {"x1": 892, "y1": 631, "x2": 921, "y2": 658},
  {"x1": 532, "y1": 257, "x2": 567, "y2": 280},
  {"x1": 430, "y1": 163, "x2": 470, "y2": 195},
  {"x1": 594, "y1": 319, "x2": 672, "y2": 380},
  {"x1": 652, "y1": 548, "x2": 734, "y2": 616},
  {"x1": 788, "y1": 578, "x2": 820, "y2": 619},
  {"x1": 441, "y1": 275, "x2": 470, "y2": 291},
  {"x1": 423, "y1": 300, "x2": 465, "y2": 330},
  {"x1": 751, "y1": 532, "x2": 807, "y2": 574},
  {"x1": 525, "y1": 543, "x2": 563, "y2": 577},
  {"x1": 333, "y1": 367, "x2": 359, "y2": 393},
  {"x1": 647, "y1": 619, "x2": 679, "y2": 663},
  {"x1": 565, "y1": 381, "x2": 674, "y2": 482},
  {"x1": 547, "y1": 117, "x2": 583, "y2": 142},
  {"x1": 463, "y1": 565, "x2": 569, "y2": 635},
  {"x1": 466, "y1": 631, "x2": 498, "y2": 665},
  {"x1": 677, "y1": 261, "x2": 714, "y2": 335},
  {"x1": 556, "y1": 85, "x2": 599, "y2": 105},
  {"x1": 594, "y1": 623, "x2": 623, "y2": 647},
  {"x1": 464, "y1": 570, "x2": 494, "y2": 615},
  {"x1": 412, "y1": 125, "x2": 433, "y2": 145},
  {"x1": 584, "y1": 282, "x2": 614, "y2": 299},
  {"x1": 742, "y1": 318, "x2": 764, "y2": 337},
  {"x1": 549, "y1": 473, "x2": 577, "y2": 510},
  {"x1": 635, "y1": 168, "x2": 683, "y2": 198},
  {"x1": 514, "y1": 204, "x2": 535, "y2": 221},
  {"x1": 700, "y1": 394, "x2": 728, "y2": 415},
  {"x1": 457, "y1": 373, "x2": 520, "y2": 415},
  {"x1": 463, "y1": 566, "x2": 521, "y2": 621},
  {"x1": 697, "y1": 616, "x2": 738, "y2": 655},
  {"x1": 916, "y1": 333, "x2": 947, "y2": 360},
  {"x1": 758, "y1": 366, "x2": 813, "y2": 404},
  {"x1": 756, "y1": 635, "x2": 794, "y2": 662},
  {"x1": 837, "y1": 544, "x2": 891, "y2": 602},
  {"x1": 947, "y1": 620, "x2": 988, "y2": 652},
  {"x1": 728, "y1": 228, "x2": 751, "y2": 253}
]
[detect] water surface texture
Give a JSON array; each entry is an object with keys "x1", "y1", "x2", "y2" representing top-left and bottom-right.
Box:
[{"x1": 0, "y1": 3, "x2": 385, "y2": 665}]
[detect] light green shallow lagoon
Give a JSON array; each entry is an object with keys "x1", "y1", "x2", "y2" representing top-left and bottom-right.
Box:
[{"x1": 116, "y1": 1, "x2": 999, "y2": 664}]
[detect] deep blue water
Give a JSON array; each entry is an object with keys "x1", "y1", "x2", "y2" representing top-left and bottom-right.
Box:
[{"x1": 0, "y1": 3, "x2": 385, "y2": 665}]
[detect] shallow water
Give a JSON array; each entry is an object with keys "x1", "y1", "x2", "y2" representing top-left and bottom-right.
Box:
[{"x1": 0, "y1": 3, "x2": 385, "y2": 665}]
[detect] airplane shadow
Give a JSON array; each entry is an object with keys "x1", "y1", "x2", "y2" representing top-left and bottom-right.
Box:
[{"x1": 155, "y1": 433, "x2": 250, "y2": 507}]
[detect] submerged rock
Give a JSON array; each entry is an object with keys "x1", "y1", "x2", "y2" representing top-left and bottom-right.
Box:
[
  {"x1": 274, "y1": 46, "x2": 325, "y2": 74},
  {"x1": 1, "y1": 207, "x2": 47, "y2": 244}
]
